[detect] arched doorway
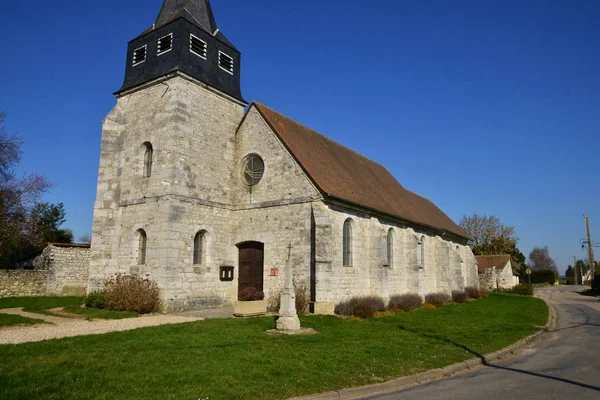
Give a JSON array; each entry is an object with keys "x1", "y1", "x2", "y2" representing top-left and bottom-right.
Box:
[{"x1": 237, "y1": 242, "x2": 264, "y2": 299}]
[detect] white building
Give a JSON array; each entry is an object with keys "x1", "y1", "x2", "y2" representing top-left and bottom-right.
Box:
[{"x1": 477, "y1": 255, "x2": 519, "y2": 290}]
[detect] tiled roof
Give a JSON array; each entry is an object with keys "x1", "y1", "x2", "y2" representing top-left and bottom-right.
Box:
[
  {"x1": 475, "y1": 255, "x2": 512, "y2": 274},
  {"x1": 251, "y1": 102, "x2": 469, "y2": 240},
  {"x1": 46, "y1": 243, "x2": 91, "y2": 249}
]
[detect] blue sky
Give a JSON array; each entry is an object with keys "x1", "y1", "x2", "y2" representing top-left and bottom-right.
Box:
[{"x1": 1, "y1": 0, "x2": 599, "y2": 273}]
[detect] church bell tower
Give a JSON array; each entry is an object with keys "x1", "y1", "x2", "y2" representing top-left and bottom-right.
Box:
[
  {"x1": 119, "y1": 0, "x2": 245, "y2": 103},
  {"x1": 88, "y1": 0, "x2": 247, "y2": 310}
]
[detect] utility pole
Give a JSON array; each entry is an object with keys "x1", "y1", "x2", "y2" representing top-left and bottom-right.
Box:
[
  {"x1": 574, "y1": 255, "x2": 578, "y2": 285},
  {"x1": 585, "y1": 215, "x2": 595, "y2": 280}
]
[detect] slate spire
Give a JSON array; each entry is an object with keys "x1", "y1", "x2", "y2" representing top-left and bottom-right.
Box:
[{"x1": 155, "y1": 0, "x2": 218, "y2": 34}]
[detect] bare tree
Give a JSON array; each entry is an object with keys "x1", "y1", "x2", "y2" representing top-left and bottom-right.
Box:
[
  {"x1": 0, "y1": 113, "x2": 51, "y2": 266},
  {"x1": 529, "y1": 246, "x2": 558, "y2": 273},
  {"x1": 78, "y1": 234, "x2": 92, "y2": 244},
  {"x1": 0, "y1": 112, "x2": 23, "y2": 180},
  {"x1": 459, "y1": 214, "x2": 518, "y2": 255}
]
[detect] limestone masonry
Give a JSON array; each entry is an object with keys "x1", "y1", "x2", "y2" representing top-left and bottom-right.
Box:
[
  {"x1": 86, "y1": 0, "x2": 479, "y2": 312},
  {"x1": 477, "y1": 255, "x2": 519, "y2": 290},
  {"x1": 2, "y1": 244, "x2": 90, "y2": 297}
]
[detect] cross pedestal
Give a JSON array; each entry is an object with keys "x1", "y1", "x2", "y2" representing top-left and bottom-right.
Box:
[{"x1": 276, "y1": 259, "x2": 301, "y2": 331}]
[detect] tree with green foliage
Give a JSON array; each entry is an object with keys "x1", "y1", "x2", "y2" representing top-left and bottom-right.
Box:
[
  {"x1": 31, "y1": 202, "x2": 73, "y2": 243},
  {"x1": 565, "y1": 265, "x2": 575, "y2": 285}
]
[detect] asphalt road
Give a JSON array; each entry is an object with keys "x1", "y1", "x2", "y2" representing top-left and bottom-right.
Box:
[{"x1": 367, "y1": 286, "x2": 600, "y2": 400}]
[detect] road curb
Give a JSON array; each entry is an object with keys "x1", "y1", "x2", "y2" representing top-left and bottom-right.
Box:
[{"x1": 289, "y1": 296, "x2": 555, "y2": 400}]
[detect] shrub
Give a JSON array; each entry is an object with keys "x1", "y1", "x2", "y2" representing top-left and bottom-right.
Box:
[
  {"x1": 465, "y1": 286, "x2": 480, "y2": 299},
  {"x1": 238, "y1": 287, "x2": 265, "y2": 301},
  {"x1": 359, "y1": 296, "x2": 386, "y2": 312},
  {"x1": 84, "y1": 291, "x2": 108, "y2": 309},
  {"x1": 388, "y1": 293, "x2": 422, "y2": 312},
  {"x1": 479, "y1": 287, "x2": 489, "y2": 298},
  {"x1": 451, "y1": 290, "x2": 468, "y2": 303},
  {"x1": 104, "y1": 274, "x2": 160, "y2": 314},
  {"x1": 424, "y1": 292, "x2": 452, "y2": 307},
  {"x1": 333, "y1": 300, "x2": 354, "y2": 316},
  {"x1": 333, "y1": 295, "x2": 386, "y2": 318},
  {"x1": 530, "y1": 269, "x2": 557, "y2": 285},
  {"x1": 267, "y1": 280, "x2": 310, "y2": 314},
  {"x1": 353, "y1": 302, "x2": 377, "y2": 319},
  {"x1": 511, "y1": 283, "x2": 533, "y2": 296}
]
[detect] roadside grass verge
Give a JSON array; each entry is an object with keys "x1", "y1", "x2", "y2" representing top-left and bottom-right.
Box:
[
  {"x1": 0, "y1": 314, "x2": 46, "y2": 328},
  {"x1": 0, "y1": 296, "x2": 84, "y2": 314},
  {"x1": 0, "y1": 293, "x2": 547, "y2": 400},
  {"x1": 61, "y1": 305, "x2": 138, "y2": 320}
]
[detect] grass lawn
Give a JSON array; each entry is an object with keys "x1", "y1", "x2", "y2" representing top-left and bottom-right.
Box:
[
  {"x1": 0, "y1": 296, "x2": 84, "y2": 313},
  {"x1": 0, "y1": 293, "x2": 547, "y2": 400},
  {"x1": 61, "y1": 305, "x2": 138, "y2": 320},
  {"x1": 0, "y1": 296, "x2": 137, "y2": 320},
  {"x1": 0, "y1": 314, "x2": 46, "y2": 328}
]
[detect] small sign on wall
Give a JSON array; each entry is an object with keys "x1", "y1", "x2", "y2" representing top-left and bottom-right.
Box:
[
  {"x1": 269, "y1": 268, "x2": 279, "y2": 277},
  {"x1": 220, "y1": 266, "x2": 234, "y2": 281}
]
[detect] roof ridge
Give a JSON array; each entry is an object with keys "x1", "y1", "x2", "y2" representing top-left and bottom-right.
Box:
[{"x1": 252, "y1": 102, "x2": 392, "y2": 171}]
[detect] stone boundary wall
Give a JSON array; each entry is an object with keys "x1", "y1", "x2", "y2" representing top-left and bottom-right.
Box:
[
  {"x1": 46, "y1": 245, "x2": 90, "y2": 296},
  {"x1": 3, "y1": 244, "x2": 91, "y2": 298},
  {"x1": 0, "y1": 270, "x2": 51, "y2": 298}
]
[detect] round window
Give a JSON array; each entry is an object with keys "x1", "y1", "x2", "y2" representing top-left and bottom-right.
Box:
[{"x1": 243, "y1": 154, "x2": 264, "y2": 186}]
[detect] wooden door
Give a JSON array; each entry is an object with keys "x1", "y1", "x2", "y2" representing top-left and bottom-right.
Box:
[{"x1": 237, "y1": 242, "x2": 264, "y2": 296}]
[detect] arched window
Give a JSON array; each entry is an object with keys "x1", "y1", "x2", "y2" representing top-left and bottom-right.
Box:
[
  {"x1": 386, "y1": 229, "x2": 394, "y2": 267},
  {"x1": 343, "y1": 219, "x2": 353, "y2": 266},
  {"x1": 137, "y1": 229, "x2": 147, "y2": 265},
  {"x1": 143, "y1": 142, "x2": 153, "y2": 178},
  {"x1": 193, "y1": 231, "x2": 207, "y2": 265}
]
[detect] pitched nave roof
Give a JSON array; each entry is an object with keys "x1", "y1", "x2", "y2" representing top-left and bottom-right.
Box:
[{"x1": 251, "y1": 102, "x2": 469, "y2": 240}]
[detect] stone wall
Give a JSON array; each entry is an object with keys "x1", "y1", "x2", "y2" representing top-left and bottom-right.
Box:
[
  {"x1": 312, "y1": 202, "x2": 478, "y2": 313},
  {"x1": 10, "y1": 244, "x2": 90, "y2": 297},
  {"x1": 479, "y1": 263, "x2": 519, "y2": 290},
  {"x1": 0, "y1": 270, "x2": 50, "y2": 298},
  {"x1": 45, "y1": 245, "x2": 90, "y2": 295}
]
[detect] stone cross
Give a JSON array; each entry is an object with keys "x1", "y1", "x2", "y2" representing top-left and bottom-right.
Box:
[{"x1": 276, "y1": 244, "x2": 301, "y2": 331}]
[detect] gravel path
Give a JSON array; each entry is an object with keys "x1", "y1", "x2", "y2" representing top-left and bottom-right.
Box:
[{"x1": 0, "y1": 308, "x2": 203, "y2": 345}]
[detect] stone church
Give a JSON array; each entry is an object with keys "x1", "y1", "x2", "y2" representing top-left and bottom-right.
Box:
[{"x1": 88, "y1": 0, "x2": 478, "y2": 313}]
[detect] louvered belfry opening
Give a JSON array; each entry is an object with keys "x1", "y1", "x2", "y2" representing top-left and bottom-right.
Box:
[
  {"x1": 133, "y1": 46, "x2": 147, "y2": 66},
  {"x1": 190, "y1": 35, "x2": 207, "y2": 58},
  {"x1": 219, "y1": 52, "x2": 234, "y2": 73},
  {"x1": 157, "y1": 34, "x2": 173, "y2": 54}
]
